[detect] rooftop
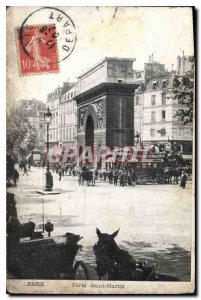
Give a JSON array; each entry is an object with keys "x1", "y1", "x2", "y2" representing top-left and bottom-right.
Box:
[{"x1": 78, "y1": 56, "x2": 136, "y2": 79}]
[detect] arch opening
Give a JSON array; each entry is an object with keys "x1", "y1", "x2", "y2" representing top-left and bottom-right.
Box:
[{"x1": 85, "y1": 116, "x2": 94, "y2": 167}]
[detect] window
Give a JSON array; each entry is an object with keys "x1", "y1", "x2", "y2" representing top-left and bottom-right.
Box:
[
  {"x1": 160, "y1": 128, "x2": 166, "y2": 136},
  {"x1": 162, "y1": 93, "x2": 166, "y2": 106},
  {"x1": 152, "y1": 81, "x2": 158, "y2": 90},
  {"x1": 146, "y1": 69, "x2": 151, "y2": 76},
  {"x1": 162, "y1": 79, "x2": 168, "y2": 88},
  {"x1": 120, "y1": 63, "x2": 127, "y2": 77},
  {"x1": 136, "y1": 95, "x2": 139, "y2": 105},
  {"x1": 136, "y1": 72, "x2": 142, "y2": 79},
  {"x1": 151, "y1": 129, "x2": 155, "y2": 137},
  {"x1": 151, "y1": 111, "x2": 156, "y2": 123},
  {"x1": 161, "y1": 110, "x2": 166, "y2": 120},
  {"x1": 151, "y1": 95, "x2": 156, "y2": 105}
]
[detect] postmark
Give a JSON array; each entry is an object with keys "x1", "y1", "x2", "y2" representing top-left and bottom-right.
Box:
[{"x1": 16, "y1": 7, "x2": 76, "y2": 76}]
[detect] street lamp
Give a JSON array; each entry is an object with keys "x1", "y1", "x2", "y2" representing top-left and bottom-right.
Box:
[{"x1": 44, "y1": 107, "x2": 53, "y2": 192}]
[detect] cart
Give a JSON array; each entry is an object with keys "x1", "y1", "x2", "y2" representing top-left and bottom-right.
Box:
[
  {"x1": 7, "y1": 192, "x2": 90, "y2": 280},
  {"x1": 7, "y1": 234, "x2": 90, "y2": 280}
]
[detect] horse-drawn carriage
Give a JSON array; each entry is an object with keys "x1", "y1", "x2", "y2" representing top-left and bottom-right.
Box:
[
  {"x1": 126, "y1": 149, "x2": 190, "y2": 185},
  {"x1": 126, "y1": 151, "x2": 166, "y2": 185},
  {"x1": 7, "y1": 193, "x2": 180, "y2": 281},
  {"x1": 7, "y1": 192, "x2": 90, "y2": 280},
  {"x1": 78, "y1": 170, "x2": 96, "y2": 186},
  {"x1": 7, "y1": 234, "x2": 90, "y2": 280}
]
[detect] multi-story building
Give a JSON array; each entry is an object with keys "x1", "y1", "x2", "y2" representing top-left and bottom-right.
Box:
[
  {"x1": 177, "y1": 53, "x2": 194, "y2": 75},
  {"x1": 45, "y1": 54, "x2": 194, "y2": 163},
  {"x1": 47, "y1": 86, "x2": 62, "y2": 148},
  {"x1": 59, "y1": 83, "x2": 78, "y2": 149},
  {"x1": 133, "y1": 54, "x2": 194, "y2": 156},
  {"x1": 14, "y1": 99, "x2": 46, "y2": 148},
  {"x1": 133, "y1": 55, "x2": 170, "y2": 145}
]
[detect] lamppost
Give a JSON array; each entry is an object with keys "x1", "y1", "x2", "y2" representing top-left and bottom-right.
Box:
[{"x1": 44, "y1": 107, "x2": 53, "y2": 192}]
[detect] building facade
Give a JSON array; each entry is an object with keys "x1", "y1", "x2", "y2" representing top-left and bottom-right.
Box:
[
  {"x1": 14, "y1": 99, "x2": 46, "y2": 148},
  {"x1": 133, "y1": 54, "x2": 194, "y2": 156},
  {"x1": 59, "y1": 83, "x2": 78, "y2": 149},
  {"x1": 47, "y1": 86, "x2": 62, "y2": 148},
  {"x1": 75, "y1": 57, "x2": 138, "y2": 167},
  {"x1": 45, "y1": 54, "x2": 194, "y2": 164},
  {"x1": 177, "y1": 53, "x2": 194, "y2": 75}
]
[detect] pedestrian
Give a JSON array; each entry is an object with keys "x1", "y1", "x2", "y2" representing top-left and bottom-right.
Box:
[
  {"x1": 127, "y1": 172, "x2": 132, "y2": 186},
  {"x1": 108, "y1": 169, "x2": 113, "y2": 184},
  {"x1": 65, "y1": 164, "x2": 68, "y2": 175},
  {"x1": 180, "y1": 171, "x2": 187, "y2": 189},
  {"x1": 113, "y1": 169, "x2": 119, "y2": 186},
  {"x1": 103, "y1": 169, "x2": 107, "y2": 181},
  {"x1": 22, "y1": 164, "x2": 29, "y2": 176},
  {"x1": 120, "y1": 172, "x2": 124, "y2": 186},
  {"x1": 28, "y1": 163, "x2": 31, "y2": 171},
  {"x1": 132, "y1": 169, "x2": 136, "y2": 187},
  {"x1": 59, "y1": 169, "x2": 62, "y2": 181},
  {"x1": 62, "y1": 166, "x2": 65, "y2": 176}
]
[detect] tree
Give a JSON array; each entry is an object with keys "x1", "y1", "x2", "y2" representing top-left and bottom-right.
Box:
[
  {"x1": 7, "y1": 107, "x2": 38, "y2": 159},
  {"x1": 167, "y1": 58, "x2": 194, "y2": 125}
]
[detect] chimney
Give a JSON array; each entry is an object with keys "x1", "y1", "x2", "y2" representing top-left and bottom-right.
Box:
[
  {"x1": 149, "y1": 55, "x2": 151, "y2": 63},
  {"x1": 152, "y1": 54, "x2": 154, "y2": 63}
]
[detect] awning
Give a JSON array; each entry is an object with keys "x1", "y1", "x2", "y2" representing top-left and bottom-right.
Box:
[{"x1": 182, "y1": 154, "x2": 192, "y2": 161}]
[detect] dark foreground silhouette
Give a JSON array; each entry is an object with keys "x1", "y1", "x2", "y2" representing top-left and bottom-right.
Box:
[{"x1": 93, "y1": 228, "x2": 180, "y2": 281}]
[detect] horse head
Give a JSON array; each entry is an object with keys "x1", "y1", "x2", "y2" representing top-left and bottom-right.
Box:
[{"x1": 93, "y1": 228, "x2": 120, "y2": 278}]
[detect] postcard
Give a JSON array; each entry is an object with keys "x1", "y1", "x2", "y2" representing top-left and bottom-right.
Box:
[{"x1": 6, "y1": 6, "x2": 195, "y2": 294}]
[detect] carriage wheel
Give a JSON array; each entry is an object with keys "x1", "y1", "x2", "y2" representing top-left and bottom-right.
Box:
[{"x1": 73, "y1": 261, "x2": 90, "y2": 279}]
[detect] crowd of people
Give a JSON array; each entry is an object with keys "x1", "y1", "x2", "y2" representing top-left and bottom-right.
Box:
[
  {"x1": 51, "y1": 163, "x2": 189, "y2": 189},
  {"x1": 16, "y1": 159, "x2": 189, "y2": 189}
]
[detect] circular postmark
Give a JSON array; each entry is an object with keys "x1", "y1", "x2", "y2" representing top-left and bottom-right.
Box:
[{"x1": 19, "y1": 7, "x2": 77, "y2": 64}]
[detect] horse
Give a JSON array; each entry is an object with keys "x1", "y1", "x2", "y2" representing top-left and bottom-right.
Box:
[
  {"x1": 93, "y1": 228, "x2": 179, "y2": 281},
  {"x1": 78, "y1": 170, "x2": 95, "y2": 186},
  {"x1": 164, "y1": 167, "x2": 181, "y2": 184}
]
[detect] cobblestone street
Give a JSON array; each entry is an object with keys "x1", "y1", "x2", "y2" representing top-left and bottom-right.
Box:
[{"x1": 7, "y1": 166, "x2": 193, "y2": 281}]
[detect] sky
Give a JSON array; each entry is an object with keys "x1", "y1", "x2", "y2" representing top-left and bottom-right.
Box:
[{"x1": 6, "y1": 6, "x2": 194, "y2": 105}]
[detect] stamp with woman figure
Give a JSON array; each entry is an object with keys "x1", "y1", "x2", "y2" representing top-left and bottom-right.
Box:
[
  {"x1": 16, "y1": 24, "x2": 59, "y2": 76},
  {"x1": 16, "y1": 7, "x2": 77, "y2": 76}
]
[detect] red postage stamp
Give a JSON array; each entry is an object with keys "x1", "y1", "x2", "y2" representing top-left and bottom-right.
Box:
[{"x1": 16, "y1": 24, "x2": 59, "y2": 76}]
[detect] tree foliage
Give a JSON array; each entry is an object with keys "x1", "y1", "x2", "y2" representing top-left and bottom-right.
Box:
[
  {"x1": 7, "y1": 107, "x2": 38, "y2": 158},
  {"x1": 168, "y1": 59, "x2": 194, "y2": 125}
]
